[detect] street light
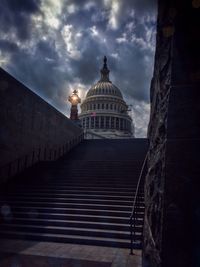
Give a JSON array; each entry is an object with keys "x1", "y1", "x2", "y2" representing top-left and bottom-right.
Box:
[{"x1": 68, "y1": 90, "x2": 81, "y2": 120}]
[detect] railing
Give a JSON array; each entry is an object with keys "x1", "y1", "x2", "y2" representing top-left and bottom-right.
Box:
[
  {"x1": 130, "y1": 153, "x2": 148, "y2": 255},
  {"x1": 0, "y1": 132, "x2": 84, "y2": 184}
]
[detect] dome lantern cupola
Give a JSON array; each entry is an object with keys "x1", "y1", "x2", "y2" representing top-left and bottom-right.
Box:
[{"x1": 100, "y1": 56, "x2": 111, "y2": 82}]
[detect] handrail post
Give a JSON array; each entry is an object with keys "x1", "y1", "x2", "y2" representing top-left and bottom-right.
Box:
[
  {"x1": 130, "y1": 216, "x2": 134, "y2": 255},
  {"x1": 130, "y1": 153, "x2": 148, "y2": 255}
]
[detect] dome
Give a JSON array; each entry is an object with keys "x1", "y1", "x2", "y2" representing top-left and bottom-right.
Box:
[
  {"x1": 86, "y1": 56, "x2": 123, "y2": 99},
  {"x1": 86, "y1": 82, "x2": 123, "y2": 98},
  {"x1": 79, "y1": 56, "x2": 134, "y2": 139}
]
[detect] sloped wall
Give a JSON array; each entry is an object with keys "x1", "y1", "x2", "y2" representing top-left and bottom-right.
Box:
[{"x1": 0, "y1": 68, "x2": 83, "y2": 183}]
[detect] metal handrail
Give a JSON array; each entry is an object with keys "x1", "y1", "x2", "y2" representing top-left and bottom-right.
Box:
[{"x1": 130, "y1": 153, "x2": 148, "y2": 255}]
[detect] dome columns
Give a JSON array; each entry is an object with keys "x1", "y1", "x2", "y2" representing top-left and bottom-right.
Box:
[{"x1": 80, "y1": 115, "x2": 132, "y2": 133}]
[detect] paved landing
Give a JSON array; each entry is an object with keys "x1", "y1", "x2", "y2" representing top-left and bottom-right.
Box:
[{"x1": 0, "y1": 239, "x2": 141, "y2": 267}]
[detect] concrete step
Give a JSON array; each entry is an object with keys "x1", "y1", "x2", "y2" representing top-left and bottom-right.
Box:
[
  {"x1": 3, "y1": 209, "x2": 144, "y2": 222},
  {"x1": 7, "y1": 189, "x2": 138, "y2": 196},
  {"x1": 0, "y1": 192, "x2": 143, "y2": 200},
  {"x1": 4, "y1": 212, "x2": 143, "y2": 224},
  {"x1": 9, "y1": 183, "x2": 137, "y2": 193},
  {"x1": 0, "y1": 201, "x2": 135, "y2": 211},
  {"x1": 0, "y1": 205, "x2": 144, "y2": 217},
  {"x1": 11, "y1": 182, "x2": 139, "y2": 188},
  {"x1": 1, "y1": 223, "x2": 139, "y2": 240},
  {"x1": 10, "y1": 185, "x2": 138, "y2": 192},
  {"x1": 8, "y1": 207, "x2": 133, "y2": 217},
  {"x1": 0, "y1": 205, "x2": 144, "y2": 219},
  {"x1": 0, "y1": 230, "x2": 142, "y2": 249},
  {"x1": 0, "y1": 196, "x2": 143, "y2": 206},
  {"x1": 6, "y1": 218, "x2": 143, "y2": 231}
]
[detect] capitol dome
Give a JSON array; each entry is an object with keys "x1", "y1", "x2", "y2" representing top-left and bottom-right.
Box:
[
  {"x1": 79, "y1": 56, "x2": 134, "y2": 139},
  {"x1": 86, "y1": 81, "x2": 123, "y2": 98}
]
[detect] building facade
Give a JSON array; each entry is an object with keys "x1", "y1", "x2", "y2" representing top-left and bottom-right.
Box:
[{"x1": 79, "y1": 57, "x2": 134, "y2": 139}]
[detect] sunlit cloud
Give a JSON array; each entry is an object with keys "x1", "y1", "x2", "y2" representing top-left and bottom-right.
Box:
[
  {"x1": 90, "y1": 25, "x2": 99, "y2": 36},
  {"x1": 116, "y1": 33, "x2": 128, "y2": 43},
  {"x1": 40, "y1": 0, "x2": 63, "y2": 29},
  {"x1": 61, "y1": 24, "x2": 81, "y2": 60},
  {"x1": 104, "y1": 0, "x2": 121, "y2": 30}
]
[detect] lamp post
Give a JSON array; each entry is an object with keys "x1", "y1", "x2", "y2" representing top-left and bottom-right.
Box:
[{"x1": 68, "y1": 90, "x2": 81, "y2": 120}]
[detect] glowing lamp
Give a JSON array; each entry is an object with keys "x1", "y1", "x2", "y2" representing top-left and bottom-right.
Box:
[{"x1": 68, "y1": 90, "x2": 81, "y2": 120}]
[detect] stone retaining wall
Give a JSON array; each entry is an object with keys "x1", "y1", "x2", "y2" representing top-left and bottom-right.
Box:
[
  {"x1": 0, "y1": 68, "x2": 83, "y2": 183},
  {"x1": 143, "y1": 1, "x2": 200, "y2": 266}
]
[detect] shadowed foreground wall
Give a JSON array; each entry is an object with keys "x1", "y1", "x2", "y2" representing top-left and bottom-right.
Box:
[
  {"x1": 0, "y1": 68, "x2": 83, "y2": 183},
  {"x1": 143, "y1": 0, "x2": 200, "y2": 267}
]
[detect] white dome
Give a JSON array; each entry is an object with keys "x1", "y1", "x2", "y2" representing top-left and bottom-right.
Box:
[
  {"x1": 79, "y1": 56, "x2": 134, "y2": 139},
  {"x1": 86, "y1": 81, "x2": 123, "y2": 98}
]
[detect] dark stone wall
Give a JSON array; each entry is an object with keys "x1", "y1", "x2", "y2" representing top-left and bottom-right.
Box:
[
  {"x1": 0, "y1": 68, "x2": 83, "y2": 183},
  {"x1": 143, "y1": 1, "x2": 200, "y2": 267}
]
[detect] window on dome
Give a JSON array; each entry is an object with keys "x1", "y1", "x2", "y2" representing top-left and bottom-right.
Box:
[
  {"x1": 111, "y1": 117, "x2": 114, "y2": 129},
  {"x1": 95, "y1": 117, "x2": 99, "y2": 128},
  {"x1": 102, "y1": 103, "x2": 104, "y2": 109},
  {"x1": 86, "y1": 117, "x2": 89, "y2": 128},
  {"x1": 120, "y1": 118, "x2": 123, "y2": 130},
  {"x1": 114, "y1": 104, "x2": 116, "y2": 110},
  {"x1": 106, "y1": 117, "x2": 109, "y2": 128},
  {"x1": 128, "y1": 121, "x2": 131, "y2": 131},
  {"x1": 94, "y1": 104, "x2": 96, "y2": 109},
  {"x1": 110, "y1": 104, "x2": 113, "y2": 110},
  {"x1": 106, "y1": 103, "x2": 108, "y2": 109},
  {"x1": 83, "y1": 118, "x2": 85, "y2": 128},
  {"x1": 100, "y1": 116, "x2": 104, "y2": 128},
  {"x1": 91, "y1": 117, "x2": 94, "y2": 128},
  {"x1": 98, "y1": 103, "x2": 100, "y2": 109},
  {"x1": 116, "y1": 118, "x2": 119, "y2": 129}
]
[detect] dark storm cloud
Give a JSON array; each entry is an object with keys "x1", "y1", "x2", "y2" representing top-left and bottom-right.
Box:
[
  {"x1": 5, "y1": 41, "x2": 73, "y2": 113},
  {"x1": 114, "y1": 45, "x2": 152, "y2": 102},
  {"x1": 0, "y1": 0, "x2": 41, "y2": 40},
  {"x1": 0, "y1": 0, "x2": 157, "y2": 136},
  {"x1": 0, "y1": 40, "x2": 19, "y2": 53}
]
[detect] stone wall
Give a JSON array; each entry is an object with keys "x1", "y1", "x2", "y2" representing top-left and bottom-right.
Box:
[
  {"x1": 143, "y1": 1, "x2": 200, "y2": 267},
  {"x1": 0, "y1": 68, "x2": 83, "y2": 183}
]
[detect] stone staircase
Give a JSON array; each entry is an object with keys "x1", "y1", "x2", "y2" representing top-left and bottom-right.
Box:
[{"x1": 0, "y1": 139, "x2": 148, "y2": 249}]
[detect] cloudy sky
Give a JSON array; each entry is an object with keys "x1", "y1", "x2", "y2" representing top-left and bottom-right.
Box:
[{"x1": 0, "y1": 0, "x2": 157, "y2": 137}]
